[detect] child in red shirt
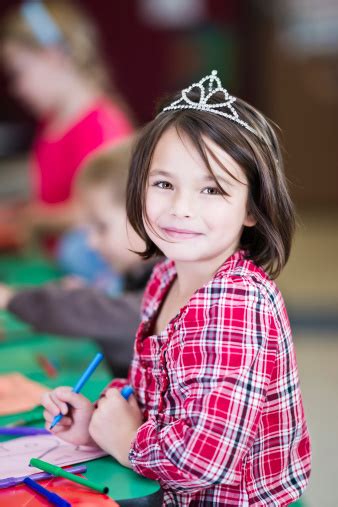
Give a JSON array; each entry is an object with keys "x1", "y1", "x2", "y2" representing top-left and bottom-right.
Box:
[
  {"x1": 32, "y1": 98, "x2": 132, "y2": 206},
  {"x1": 42, "y1": 71, "x2": 311, "y2": 505}
]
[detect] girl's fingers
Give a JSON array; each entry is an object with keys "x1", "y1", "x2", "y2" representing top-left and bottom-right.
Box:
[
  {"x1": 46, "y1": 421, "x2": 67, "y2": 431},
  {"x1": 56, "y1": 416, "x2": 72, "y2": 426},
  {"x1": 47, "y1": 419, "x2": 72, "y2": 431},
  {"x1": 44, "y1": 410, "x2": 72, "y2": 426},
  {"x1": 41, "y1": 387, "x2": 92, "y2": 434},
  {"x1": 128, "y1": 395, "x2": 138, "y2": 408},
  {"x1": 95, "y1": 396, "x2": 107, "y2": 409},
  {"x1": 54, "y1": 418, "x2": 72, "y2": 428},
  {"x1": 51, "y1": 423, "x2": 71, "y2": 433},
  {"x1": 41, "y1": 392, "x2": 64, "y2": 416},
  {"x1": 104, "y1": 387, "x2": 119, "y2": 398},
  {"x1": 53, "y1": 387, "x2": 91, "y2": 410},
  {"x1": 43, "y1": 409, "x2": 53, "y2": 422},
  {"x1": 50, "y1": 391, "x2": 69, "y2": 415}
]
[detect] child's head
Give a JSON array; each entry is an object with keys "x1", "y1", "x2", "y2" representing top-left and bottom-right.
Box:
[
  {"x1": 127, "y1": 71, "x2": 295, "y2": 279},
  {"x1": 0, "y1": 0, "x2": 110, "y2": 116},
  {"x1": 75, "y1": 137, "x2": 144, "y2": 274}
]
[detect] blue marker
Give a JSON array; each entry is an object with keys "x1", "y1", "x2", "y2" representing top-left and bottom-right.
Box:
[
  {"x1": 50, "y1": 353, "x2": 104, "y2": 430},
  {"x1": 0, "y1": 427, "x2": 50, "y2": 436},
  {"x1": 24, "y1": 477, "x2": 71, "y2": 507}
]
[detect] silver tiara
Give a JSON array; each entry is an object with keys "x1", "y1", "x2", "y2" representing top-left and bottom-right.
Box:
[{"x1": 161, "y1": 70, "x2": 255, "y2": 134}]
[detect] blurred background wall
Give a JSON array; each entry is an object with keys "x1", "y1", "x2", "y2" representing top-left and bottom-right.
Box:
[{"x1": 0, "y1": 1, "x2": 337, "y2": 506}]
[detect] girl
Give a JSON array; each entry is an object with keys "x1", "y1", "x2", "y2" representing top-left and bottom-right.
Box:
[
  {"x1": 0, "y1": 0, "x2": 133, "y2": 284},
  {"x1": 42, "y1": 71, "x2": 311, "y2": 506}
]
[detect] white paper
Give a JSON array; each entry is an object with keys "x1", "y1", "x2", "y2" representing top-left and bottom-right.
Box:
[{"x1": 0, "y1": 434, "x2": 107, "y2": 479}]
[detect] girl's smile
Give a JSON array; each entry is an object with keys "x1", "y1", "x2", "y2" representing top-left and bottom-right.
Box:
[{"x1": 160, "y1": 226, "x2": 204, "y2": 240}]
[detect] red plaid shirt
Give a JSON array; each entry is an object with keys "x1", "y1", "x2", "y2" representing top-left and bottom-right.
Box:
[{"x1": 110, "y1": 250, "x2": 311, "y2": 506}]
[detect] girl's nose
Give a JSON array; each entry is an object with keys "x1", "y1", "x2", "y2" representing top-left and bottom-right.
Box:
[{"x1": 169, "y1": 189, "x2": 195, "y2": 218}]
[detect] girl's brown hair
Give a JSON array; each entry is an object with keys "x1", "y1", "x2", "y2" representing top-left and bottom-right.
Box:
[{"x1": 127, "y1": 89, "x2": 295, "y2": 279}]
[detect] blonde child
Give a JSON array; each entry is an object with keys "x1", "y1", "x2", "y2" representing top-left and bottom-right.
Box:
[
  {"x1": 42, "y1": 71, "x2": 311, "y2": 506},
  {"x1": 0, "y1": 0, "x2": 132, "y2": 281},
  {"x1": 0, "y1": 138, "x2": 151, "y2": 376}
]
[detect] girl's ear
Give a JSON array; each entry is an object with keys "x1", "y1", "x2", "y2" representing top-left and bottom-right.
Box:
[{"x1": 244, "y1": 211, "x2": 256, "y2": 227}]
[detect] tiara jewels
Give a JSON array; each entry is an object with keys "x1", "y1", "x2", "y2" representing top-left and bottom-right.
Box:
[{"x1": 161, "y1": 70, "x2": 255, "y2": 134}]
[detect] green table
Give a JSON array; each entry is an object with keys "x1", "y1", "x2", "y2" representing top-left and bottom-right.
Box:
[{"x1": 0, "y1": 253, "x2": 61, "y2": 286}]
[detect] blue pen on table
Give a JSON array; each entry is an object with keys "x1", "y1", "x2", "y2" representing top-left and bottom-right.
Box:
[
  {"x1": 50, "y1": 352, "x2": 104, "y2": 430},
  {"x1": 24, "y1": 477, "x2": 71, "y2": 507},
  {"x1": 0, "y1": 464, "x2": 87, "y2": 489}
]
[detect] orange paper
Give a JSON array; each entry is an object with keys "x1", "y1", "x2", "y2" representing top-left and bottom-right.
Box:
[
  {"x1": 0, "y1": 373, "x2": 48, "y2": 415},
  {"x1": 0, "y1": 476, "x2": 120, "y2": 506}
]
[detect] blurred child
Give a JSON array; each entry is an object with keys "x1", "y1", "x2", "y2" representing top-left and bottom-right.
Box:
[
  {"x1": 0, "y1": 138, "x2": 153, "y2": 376},
  {"x1": 42, "y1": 71, "x2": 311, "y2": 505},
  {"x1": 0, "y1": 0, "x2": 133, "y2": 283}
]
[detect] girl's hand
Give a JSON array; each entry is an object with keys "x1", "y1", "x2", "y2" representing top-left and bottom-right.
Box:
[
  {"x1": 89, "y1": 388, "x2": 143, "y2": 468},
  {"x1": 0, "y1": 283, "x2": 14, "y2": 309},
  {"x1": 41, "y1": 386, "x2": 97, "y2": 447},
  {"x1": 60, "y1": 275, "x2": 87, "y2": 290}
]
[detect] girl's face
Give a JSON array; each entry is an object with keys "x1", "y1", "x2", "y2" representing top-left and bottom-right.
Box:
[
  {"x1": 145, "y1": 127, "x2": 256, "y2": 267},
  {"x1": 2, "y1": 41, "x2": 67, "y2": 116},
  {"x1": 79, "y1": 185, "x2": 143, "y2": 274}
]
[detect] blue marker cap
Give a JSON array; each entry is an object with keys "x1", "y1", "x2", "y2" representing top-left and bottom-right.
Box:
[{"x1": 121, "y1": 385, "x2": 134, "y2": 400}]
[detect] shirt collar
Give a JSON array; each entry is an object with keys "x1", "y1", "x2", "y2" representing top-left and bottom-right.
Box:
[{"x1": 143, "y1": 250, "x2": 249, "y2": 323}]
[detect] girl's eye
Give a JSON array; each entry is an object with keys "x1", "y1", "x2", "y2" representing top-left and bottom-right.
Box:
[
  {"x1": 152, "y1": 180, "x2": 173, "y2": 190},
  {"x1": 202, "y1": 186, "x2": 221, "y2": 195}
]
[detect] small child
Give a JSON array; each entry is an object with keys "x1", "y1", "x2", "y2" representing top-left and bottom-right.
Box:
[
  {"x1": 42, "y1": 71, "x2": 311, "y2": 506},
  {"x1": 0, "y1": 0, "x2": 133, "y2": 280},
  {"x1": 0, "y1": 138, "x2": 152, "y2": 376}
]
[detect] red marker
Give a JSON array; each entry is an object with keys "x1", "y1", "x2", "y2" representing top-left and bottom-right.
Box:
[{"x1": 36, "y1": 355, "x2": 58, "y2": 378}]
